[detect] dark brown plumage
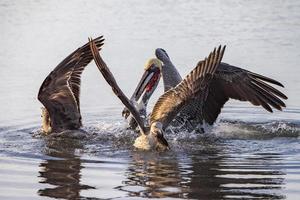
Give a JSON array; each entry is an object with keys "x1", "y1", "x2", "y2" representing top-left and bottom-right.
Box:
[
  {"x1": 38, "y1": 36, "x2": 104, "y2": 133},
  {"x1": 150, "y1": 46, "x2": 226, "y2": 129},
  {"x1": 178, "y1": 63, "x2": 287, "y2": 129},
  {"x1": 201, "y1": 63, "x2": 288, "y2": 124}
]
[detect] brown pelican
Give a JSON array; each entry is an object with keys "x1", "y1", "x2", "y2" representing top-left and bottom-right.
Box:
[
  {"x1": 125, "y1": 48, "x2": 288, "y2": 133},
  {"x1": 89, "y1": 38, "x2": 225, "y2": 150},
  {"x1": 122, "y1": 59, "x2": 162, "y2": 129},
  {"x1": 38, "y1": 36, "x2": 104, "y2": 134},
  {"x1": 157, "y1": 48, "x2": 287, "y2": 129}
]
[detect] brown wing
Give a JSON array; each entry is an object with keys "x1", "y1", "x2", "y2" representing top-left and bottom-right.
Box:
[
  {"x1": 150, "y1": 46, "x2": 226, "y2": 129},
  {"x1": 89, "y1": 38, "x2": 147, "y2": 134},
  {"x1": 38, "y1": 36, "x2": 104, "y2": 132},
  {"x1": 202, "y1": 63, "x2": 288, "y2": 124}
]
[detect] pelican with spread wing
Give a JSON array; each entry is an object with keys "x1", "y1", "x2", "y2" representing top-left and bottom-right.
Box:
[
  {"x1": 124, "y1": 48, "x2": 288, "y2": 133},
  {"x1": 38, "y1": 36, "x2": 104, "y2": 134},
  {"x1": 89, "y1": 38, "x2": 225, "y2": 150}
]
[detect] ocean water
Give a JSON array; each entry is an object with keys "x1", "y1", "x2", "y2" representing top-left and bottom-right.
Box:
[{"x1": 0, "y1": 0, "x2": 300, "y2": 199}]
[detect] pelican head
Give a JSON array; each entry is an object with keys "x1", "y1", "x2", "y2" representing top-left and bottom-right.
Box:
[
  {"x1": 134, "y1": 122, "x2": 169, "y2": 151},
  {"x1": 149, "y1": 122, "x2": 169, "y2": 151},
  {"x1": 122, "y1": 58, "x2": 162, "y2": 119},
  {"x1": 138, "y1": 58, "x2": 162, "y2": 101},
  {"x1": 155, "y1": 48, "x2": 170, "y2": 63}
]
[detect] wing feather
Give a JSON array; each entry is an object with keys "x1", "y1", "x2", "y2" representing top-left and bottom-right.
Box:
[
  {"x1": 69, "y1": 36, "x2": 105, "y2": 109},
  {"x1": 89, "y1": 38, "x2": 147, "y2": 134},
  {"x1": 150, "y1": 46, "x2": 226, "y2": 129},
  {"x1": 37, "y1": 36, "x2": 104, "y2": 132},
  {"x1": 202, "y1": 63, "x2": 287, "y2": 124}
]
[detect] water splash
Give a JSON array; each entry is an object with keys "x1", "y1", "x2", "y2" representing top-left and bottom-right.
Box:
[{"x1": 213, "y1": 120, "x2": 300, "y2": 139}]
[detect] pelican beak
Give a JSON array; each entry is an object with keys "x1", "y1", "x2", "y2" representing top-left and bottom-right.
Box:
[
  {"x1": 122, "y1": 64, "x2": 160, "y2": 119},
  {"x1": 122, "y1": 59, "x2": 161, "y2": 123},
  {"x1": 156, "y1": 133, "x2": 170, "y2": 151},
  {"x1": 131, "y1": 64, "x2": 161, "y2": 103}
]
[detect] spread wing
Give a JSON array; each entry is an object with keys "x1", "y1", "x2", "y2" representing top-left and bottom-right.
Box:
[
  {"x1": 89, "y1": 38, "x2": 147, "y2": 134},
  {"x1": 150, "y1": 46, "x2": 226, "y2": 129},
  {"x1": 38, "y1": 36, "x2": 104, "y2": 132},
  {"x1": 201, "y1": 63, "x2": 288, "y2": 124}
]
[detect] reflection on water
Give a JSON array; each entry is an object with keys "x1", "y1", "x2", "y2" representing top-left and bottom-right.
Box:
[
  {"x1": 116, "y1": 140, "x2": 286, "y2": 199},
  {"x1": 119, "y1": 152, "x2": 184, "y2": 198},
  {"x1": 187, "y1": 152, "x2": 285, "y2": 199},
  {"x1": 38, "y1": 138, "x2": 94, "y2": 199},
  {"x1": 0, "y1": 122, "x2": 297, "y2": 199}
]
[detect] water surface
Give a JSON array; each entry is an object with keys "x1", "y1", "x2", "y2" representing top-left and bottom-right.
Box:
[{"x1": 0, "y1": 0, "x2": 300, "y2": 199}]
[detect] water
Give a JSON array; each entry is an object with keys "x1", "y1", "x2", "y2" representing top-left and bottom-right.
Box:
[{"x1": 0, "y1": 0, "x2": 300, "y2": 199}]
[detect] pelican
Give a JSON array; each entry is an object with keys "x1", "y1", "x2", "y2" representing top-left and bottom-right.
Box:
[
  {"x1": 89, "y1": 38, "x2": 226, "y2": 150},
  {"x1": 38, "y1": 36, "x2": 104, "y2": 134},
  {"x1": 125, "y1": 48, "x2": 288, "y2": 133},
  {"x1": 122, "y1": 59, "x2": 162, "y2": 130}
]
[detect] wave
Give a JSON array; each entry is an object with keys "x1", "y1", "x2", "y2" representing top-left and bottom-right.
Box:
[{"x1": 213, "y1": 120, "x2": 300, "y2": 139}]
